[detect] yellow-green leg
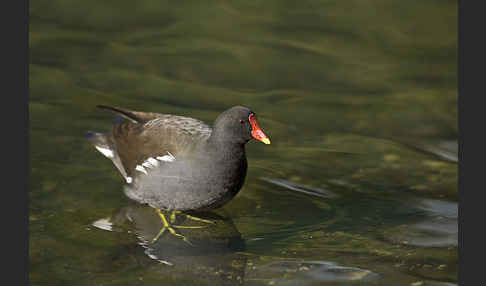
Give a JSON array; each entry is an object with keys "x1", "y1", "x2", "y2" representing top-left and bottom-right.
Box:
[
  {"x1": 151, "y1": 209, "x2": 211, "y2": 245},
  {"x1": 151, "y1": 223, "x2": 167, "y2": 243},
  {"x1": 173, "y1": 210, "x2": 216, "y2": 224}
]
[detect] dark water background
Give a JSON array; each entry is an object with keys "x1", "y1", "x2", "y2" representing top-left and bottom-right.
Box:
[{"x1": 29, "y1": 0, "x2": 457, "y2": 285}]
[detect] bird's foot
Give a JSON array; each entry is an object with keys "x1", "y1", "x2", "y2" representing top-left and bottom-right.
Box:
[
  {"x1": 152, "y1": 209, "x2": 194, "y2": 245},
  {"x1": 152, "y1": 209, "x2": 213, "y2": 245},
  {"x1": 173, "y1": 211, "x2": 216, "y2": 225}
]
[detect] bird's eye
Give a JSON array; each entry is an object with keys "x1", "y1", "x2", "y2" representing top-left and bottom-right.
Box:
[{"x1": 239, "y1": 119, "x2": 245, "y2": 124}]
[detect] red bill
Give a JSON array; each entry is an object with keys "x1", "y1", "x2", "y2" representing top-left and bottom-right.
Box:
[{"x1": 249, "y1": 113, "x2": 270, "y2": 144}]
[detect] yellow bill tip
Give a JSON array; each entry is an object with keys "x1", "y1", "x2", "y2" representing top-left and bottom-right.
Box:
[{"x1": 260, "y1": 138, "x2": 271, "y2": 145}]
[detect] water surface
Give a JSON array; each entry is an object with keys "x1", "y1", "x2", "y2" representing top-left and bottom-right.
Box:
[{"x1": 30, "y1": 0, "x2": 457, "y2": 285}]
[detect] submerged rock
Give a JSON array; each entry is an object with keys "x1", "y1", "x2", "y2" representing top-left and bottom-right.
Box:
[
  {"x1": 246, "y1": 260, "x2": 379, "y2": 285},
  {"x1": 387, "y1": 198, "x2": 457, "y2": 248}
]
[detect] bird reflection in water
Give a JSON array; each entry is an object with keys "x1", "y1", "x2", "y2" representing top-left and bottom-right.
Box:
[{"x1": 92, "y1": 204, "x2": 247, "y2": 285}]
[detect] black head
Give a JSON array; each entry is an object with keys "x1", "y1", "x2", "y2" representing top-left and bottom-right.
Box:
[{"x1": 211, "y1": 106, "x2": 270, "y2": 145}]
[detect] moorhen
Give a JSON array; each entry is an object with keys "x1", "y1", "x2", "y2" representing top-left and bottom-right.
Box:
[{"x1": 87, "y1": 105, "x2": 270, "y2": 242}]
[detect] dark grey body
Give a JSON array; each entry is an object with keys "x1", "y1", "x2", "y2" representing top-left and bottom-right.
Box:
[
  {"x1": 87, "y1": 105, "x2": 256, "y2": 212},
  {"x1": 124, "y1": 142, "x2": 248, "y2": 211}
]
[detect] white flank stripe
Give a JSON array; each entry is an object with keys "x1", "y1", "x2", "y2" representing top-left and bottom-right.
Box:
[
  {"x1": 135, "y1": 165, "x2": 148, "y2": 174},
  {"x1": 142, "y1": 162, "x2": 153, "y2": 169},
  {"x1": 156, "y1": 151, "x2": 176, "y2": 162},
  {"x1": 95, "y1": 146, "x2": 114, "y2": 158},
  {"x1": 147, "y1": 157, "x2": 159, "y2": 166},
  {"x1": 92, "y1": 218, "x2": 113, "y2": 231},
  {"x1": 157, "y1": 155, "x2": 174, "y2": 162}
]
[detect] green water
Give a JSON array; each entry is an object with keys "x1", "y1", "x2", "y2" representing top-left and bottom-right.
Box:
[{"x1": 29, "y1": 0, "x2": 458, "y2": 285}]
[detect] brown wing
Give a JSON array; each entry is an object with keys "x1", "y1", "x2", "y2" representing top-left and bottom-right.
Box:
[{"x1": 110, "y1": 114, "x2": 212, "y2": 178}]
